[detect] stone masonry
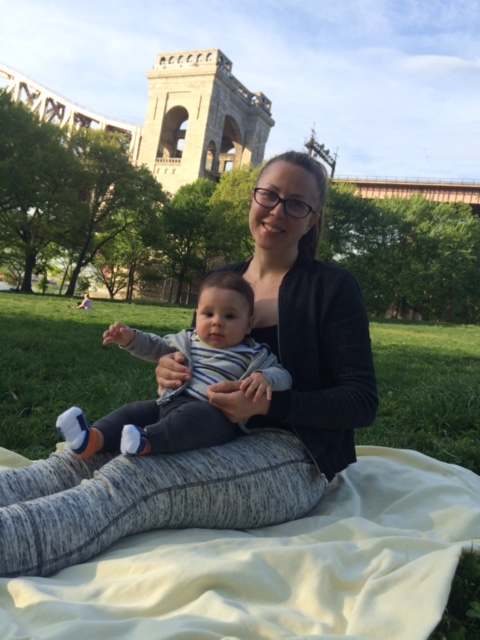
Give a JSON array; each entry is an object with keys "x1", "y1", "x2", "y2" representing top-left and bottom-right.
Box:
[{"x1": 136, "y1": 49, "x2": 275, "y2": 193}]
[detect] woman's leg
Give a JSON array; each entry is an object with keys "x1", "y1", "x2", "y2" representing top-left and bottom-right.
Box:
[
  {"x1": 0, "y1": 449, "x2": 115, "y2": 507},
  {"x1": 0, "y1": 430, "x2": 325, "y2": 577}
]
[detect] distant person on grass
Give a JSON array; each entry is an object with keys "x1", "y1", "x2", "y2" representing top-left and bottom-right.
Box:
[
  {"x1": 56, "y1": 272, "x2": 292, "y2": 458},
  {"x1": 76, "y1": 293, "x2": 92, "y2": 310}
]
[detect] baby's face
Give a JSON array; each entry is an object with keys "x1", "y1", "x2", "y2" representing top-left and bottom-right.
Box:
[{"x1": 196, "y1": 286, "x2": 253, "y2": 349}]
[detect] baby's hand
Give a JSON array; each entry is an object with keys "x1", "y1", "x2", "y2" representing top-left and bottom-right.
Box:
[
  {"x1": 102, "y1": 322, "x2": 135, "y2": 347},
  {"x1": 240, "y1": 372, "x2": 272, "y2": 403}
]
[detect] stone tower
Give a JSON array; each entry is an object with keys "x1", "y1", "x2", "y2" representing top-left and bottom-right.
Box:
[{"x1": 136, "y1": 49, "x2": 275, "y2": 193}]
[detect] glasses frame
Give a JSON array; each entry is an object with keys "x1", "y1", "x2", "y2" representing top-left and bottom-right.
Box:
[{"x1": 253, "y1": 188, "x2": 315, "y2": 219}]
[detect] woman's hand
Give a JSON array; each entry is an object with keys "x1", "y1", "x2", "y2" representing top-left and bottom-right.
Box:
[
  {"x1": 207, "y1": 380, "x2": 270, "y2": 424},
  {"x1": 155, "y1": 352, "x2": 191, "y2": 396},
  {"x1": 102, "y1": 322, "x2": 135, "y2": 347}
]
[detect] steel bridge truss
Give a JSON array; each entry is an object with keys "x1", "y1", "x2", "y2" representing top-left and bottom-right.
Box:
[{"x1": 0, "y1": 63, "x2": 141, "y2": 160}]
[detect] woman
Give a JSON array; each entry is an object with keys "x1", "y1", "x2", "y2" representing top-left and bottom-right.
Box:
[{"x1": 0, "y1": 151, "x2": 378, "y2": 577}]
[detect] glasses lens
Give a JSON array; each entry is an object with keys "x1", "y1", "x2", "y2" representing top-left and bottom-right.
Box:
[
  {"x1": 255, "y1": 189, "x2": 311, "y2": 218},
  {"x1": 285, "y1": 200, "x2": 311, "y2": 218},
  {"x1": 255, "y1": 189, "x2": 278, "y2": 207}
]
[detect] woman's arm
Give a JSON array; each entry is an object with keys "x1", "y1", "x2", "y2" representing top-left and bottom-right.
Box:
[{"x1": 269, "y1": 269, "x2": 378, "y2": 432}]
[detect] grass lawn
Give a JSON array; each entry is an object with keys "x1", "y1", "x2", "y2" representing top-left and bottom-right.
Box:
[
  {"x1": 362, "y1": 321, "x2": 480, "y2": 473},
  {"x1": 1, "y1": 291, "x2": 479, "y2": 637}
]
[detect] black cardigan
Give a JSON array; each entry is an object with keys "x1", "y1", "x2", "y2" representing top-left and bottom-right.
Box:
[{"x1": 216, "y1": 256, "x2": 379, "y2": 481}]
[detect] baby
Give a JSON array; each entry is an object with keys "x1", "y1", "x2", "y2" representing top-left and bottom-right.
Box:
[{"x1": 56, "y1": 271, "x2": 292, "y2": 457}]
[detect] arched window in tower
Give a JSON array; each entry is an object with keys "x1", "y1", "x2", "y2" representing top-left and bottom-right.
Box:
[
  {"x1": 205, "y1": 141, "x2": 217, "y2": 173},
  {"x1": 219, "y1": 116, "x2": 242, "y2": 174},
  {"x1": 175, "y1": 118, "x2": 189, "y2": 157},
  {"x1": 157, "y1": 106, "x2": 189, "y2": 160}
]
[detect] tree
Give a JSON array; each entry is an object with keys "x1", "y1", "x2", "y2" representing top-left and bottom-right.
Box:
[
  {"x1": 322, "y1": 183, "x2": 407, "y2": 316},
  {"x1": 62, "y1": 128, "x2": 168, "y2": 296},
  {"x1": 53, "y1": 247, "x2": 79, "y2": 296},
  {"x1": 400, "y1": 200, "x2": 480, "y2": 322},
  {"x1": 0, "y1": 243, "x2": 25, "y2": 290},
  {"x1": 0, "y1": 91, "x2": 79, "y2": 292},
  {"x1": 324, "y1": 184, "x2": 480, "y2": 322},
  {"x1": 160, "y1": 179, "x2": 217, "y2": 303},
  {"x1": 92, "y1": 212, "x2": 163, "y2": 300},
  {"x1": 209, "y1": 163, "x2": 261, "y2": 262}
]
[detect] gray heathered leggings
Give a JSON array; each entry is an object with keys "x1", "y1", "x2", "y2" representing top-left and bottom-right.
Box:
[{"x1": 0, "y1": 430, "x2": 325, "y2": 577}]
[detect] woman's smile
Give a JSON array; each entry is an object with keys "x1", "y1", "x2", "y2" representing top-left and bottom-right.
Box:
[{"x1": 262, "y1": 220, "x2": 284, "y2": 234}]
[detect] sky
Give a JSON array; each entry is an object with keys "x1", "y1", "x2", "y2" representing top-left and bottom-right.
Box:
[{"x1": 1, "y1": 0, "x2": 479, "y2": 181}]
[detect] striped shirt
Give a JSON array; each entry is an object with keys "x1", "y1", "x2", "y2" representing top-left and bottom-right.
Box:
[{"x1": 185, "y1": 332, "x2": 263, "y2": 401}]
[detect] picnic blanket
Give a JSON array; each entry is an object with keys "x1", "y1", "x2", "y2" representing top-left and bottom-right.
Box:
[{"x1": 1, "y1": 445, "x2": 479, "y2": 640}]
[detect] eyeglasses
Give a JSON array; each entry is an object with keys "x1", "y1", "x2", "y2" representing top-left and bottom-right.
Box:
[{"x1": 253, "y1": 188, "x2": 315, "y2": 219}]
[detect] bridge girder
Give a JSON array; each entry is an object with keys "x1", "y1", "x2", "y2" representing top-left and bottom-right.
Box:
[
  {"x1": 334, "y1": 177, "x2": 480, "y2": 215},
  {"x1": 0, "y1": 63, "x2": 142, "y2": 161}
]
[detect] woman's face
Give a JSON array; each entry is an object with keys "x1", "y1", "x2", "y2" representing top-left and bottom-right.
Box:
[{"x1": 249, "y1": 161, "x2": 319, "y2": 258}]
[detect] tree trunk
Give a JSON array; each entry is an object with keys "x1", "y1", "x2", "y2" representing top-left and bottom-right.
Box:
[
  {"x1": 58, "y1": 261, "x2": 73, "y2": 295},
  {"x1": 65, "y1": 262, "x2": 81, "y2": 296},
  {"x1": 126, "y1": 263, "x2": 136, "y2": 301},
  {"x1": 175, "y1": 272, "x2": 185, "y2": 304},
  {"x1": 20, "y1": 252, "x2": 36, "y2": 293}
]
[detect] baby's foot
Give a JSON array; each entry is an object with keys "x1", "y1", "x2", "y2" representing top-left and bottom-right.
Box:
[
  {"x1": 120, "y1": 424, "x2": 150, "y2": 455},
  {"x1": 56, "y1": 406, "x2": 101, "y2": 458},
  {"x1": 56, "y1": 407, "x2": 91, "y2": 453}
]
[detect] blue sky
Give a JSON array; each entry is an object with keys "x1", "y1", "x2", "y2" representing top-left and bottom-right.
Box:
[{"x1": 1, "y1": 0, "x2": 479, "y2": 181}]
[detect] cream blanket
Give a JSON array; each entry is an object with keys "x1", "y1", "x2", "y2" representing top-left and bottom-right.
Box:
[{"x1": 1, "y1": 446, "x2": 479, "y2": 640}]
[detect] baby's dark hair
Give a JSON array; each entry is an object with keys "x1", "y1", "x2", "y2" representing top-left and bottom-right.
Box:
[{"x1": 198, "y1": 272, "x2": 254, "y2": 317}]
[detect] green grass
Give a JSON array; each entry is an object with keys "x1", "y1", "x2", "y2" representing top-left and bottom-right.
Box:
[
  {"x1": 0, "y1": 291, "x2": 479, "y2": 638},
  {"x1": 360, "y1": 321, "x2": 480, "y2": 473},
  {"x1": 0, "y1": 292, "x2": 194, "y2": 458}
]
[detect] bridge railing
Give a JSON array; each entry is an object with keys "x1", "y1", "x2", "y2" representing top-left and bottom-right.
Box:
[{"x1": 334, "y1": 176, "x2": 480, "y2": 186}]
